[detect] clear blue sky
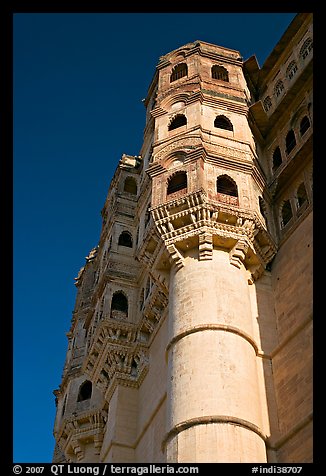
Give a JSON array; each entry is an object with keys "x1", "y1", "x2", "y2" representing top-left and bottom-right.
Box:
[{"x1": 13, "y1": 12, "x2": 297, "y2": 463}]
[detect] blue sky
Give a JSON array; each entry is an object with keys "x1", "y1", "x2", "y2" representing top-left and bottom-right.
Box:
[{"x1": 13, "y1": 12, "x2": 297, "y2": 463}]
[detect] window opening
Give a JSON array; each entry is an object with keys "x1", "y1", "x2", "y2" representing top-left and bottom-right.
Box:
[
  {"x1": 211, "y1": 65, "x2": 229, "y2": 81},
  {"x1": 77, "y1": 380, "x2": 92, "y2": 402},
  {"x1": 281, "y1": 200, "x2": 293, "y2": 227},
  {"x1": 272, "y1": 146, "x2": 282, "y2": 171},
  {"x1": 167, "y1": 171, "x2": 187, "y2": 195},
  {"x1": 214, "y1": 115, "x2": 233, "y2": 131},
  {"x1": 216, "y1": 176, "x2": 238, "y2": 197},
  {"x1": 285, "y1": 130, "x2": 296, "y2": 155},
  {"x1": 275, "y1": 80, "x2": 284, "y2": 97},
  {"x1": 124, "y1": 177, "x2": 137, "y2": 194},
  {"x1": 111, "y1": 291, "x2": 128, "y2": 320},
  {"x1": 300, "y1": 38, "x2": 313, "y2": 60},
  {"x1": 297, "y1": 183, "x2": 308, "y2": 208},
  {"x1": 170, "y1": 63, "x2": 188, "y2": 82},
  {"x1": 263, "y1": 96, "x2": 272, "y2": 112},
  {"x1": 287, "y1": 61, "x2": 298, "y2": 80},
  {"x1": 168, "y1": 114, "x2": 187, "y2": 131},
  {"x1": 300, "y1": 116, "x2": 310, "y2": 136},
  {"x1": 118, "y1": 231, "x2": 133, "y2": 248}
]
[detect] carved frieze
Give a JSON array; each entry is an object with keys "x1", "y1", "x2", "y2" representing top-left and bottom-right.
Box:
[
  {"x1": 151, "y1": 189, "x2": 277, "y2": 280},
  {"x1": 154, "y1": 136, "x2": 202, "y2": 163}
]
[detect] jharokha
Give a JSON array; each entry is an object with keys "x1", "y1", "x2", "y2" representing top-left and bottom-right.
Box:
[{"x1": 53, "y1": 13, "x2": 313, "y2": 463}]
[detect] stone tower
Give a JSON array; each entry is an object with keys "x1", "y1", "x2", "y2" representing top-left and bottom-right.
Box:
[{"x1": 53, "y1": 13, "x2": 312, "y2": 463}]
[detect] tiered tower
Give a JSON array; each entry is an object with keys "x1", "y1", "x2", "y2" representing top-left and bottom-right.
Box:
[{"x1": 53, "y1": 13, "x2": 312, "y2": 463}]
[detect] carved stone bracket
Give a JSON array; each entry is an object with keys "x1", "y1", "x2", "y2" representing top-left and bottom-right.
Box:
[
  {"x1": 229, "y1": 238, "x2": 249, "y2": 269},
  {"x1": 166, "y1": 243, "x2": 184, "y2": 270},
  {"x1": 199, "y1": 231, "x2": 213, "y2": 260},
  {"x1": 71, "y1": 439, "x2": 84, "y2": 462}
]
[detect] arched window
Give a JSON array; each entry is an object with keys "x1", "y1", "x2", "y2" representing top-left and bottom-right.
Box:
[
  {"x1": 168, "y1": 114, "x2": 187, "y2": 131},
  {"x1": 211, "y1": 65, "x2": 229, "y2": 82},
  {"x1": 285, "y1": 129, "x2": 296, "y2": 155},
  {"x1": 286, "y1": 61, "x2": 298, "y2": 80},
  {"x1": 167, "y1": 171, "x2": 187, "y2": 195},
  {"x1": 216, "y1": 175, "x2": 238, "y2": 197},
  {"x1": 272, "y1": 146, "x2": 282, "y2": 171},
  {"x1": 124, "y1": 177, "x2": 137, "y2": 195},
  {"x1": 214, "y1": 115, "x2": 233, "y2": 131},
  {"x1": 118, "y1": 231, "x2": 133, "y2": 248},
  {"x1": 263, "y1": 96, "x2": 272, "y2": 112},
  {"x1": 170, "y1": 63, "x2": 188, "y2": 82},
  {"x1": 296, "y1": 182, "x2": 308, "y2": 208},
  {"x1": 300, "y1": 116, "x2": 311, "y2": 136},
  {"x1": 111, "y1": 291, "x2": 128, "y2": 320},
  {"x1": 300, "y1": 38, "x2": 313, "y2": 61},
  {"x1": 281, "y1": 200, "x2": 293, "y2": 227},
  {"x1": 77, "y1": 380, "x2": 92, "y2": 402},
  {"x1": 274, "y1": 80, "x2": 284, "y2": 97}
]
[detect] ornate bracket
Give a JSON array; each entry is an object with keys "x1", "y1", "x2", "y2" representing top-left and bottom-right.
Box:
[
  {"x1": 166, "y1": 243, "x2": 184, "y2": 269},
  {"x1": 229, "y1": 238, "x2": 249, "y2": 269}
]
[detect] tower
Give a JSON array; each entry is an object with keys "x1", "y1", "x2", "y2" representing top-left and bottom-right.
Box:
[
  {"x1": 53, "y1": 13, "x2": 312, "y2": 463},
  {"x1": 147, "y1": 40, "x2": 277, "y2": 463}
]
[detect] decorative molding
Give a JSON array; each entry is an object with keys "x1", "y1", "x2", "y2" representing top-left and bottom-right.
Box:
[{"x1": 162, "y1": 414, "x2": 267, "y2": 451}]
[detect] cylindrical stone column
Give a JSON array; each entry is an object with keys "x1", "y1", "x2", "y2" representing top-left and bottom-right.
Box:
[{"x1": 165, "y1": 248, "x2": 267, "y2": 462}]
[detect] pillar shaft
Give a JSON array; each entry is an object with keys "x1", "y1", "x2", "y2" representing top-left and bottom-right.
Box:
[{"x1": 165, "y1": 249, "x2": 267, "y2": 462}]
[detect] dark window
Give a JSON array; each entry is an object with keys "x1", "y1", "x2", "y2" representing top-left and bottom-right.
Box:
[
  {"x1": 272, "y1": 146, "x2": 282, "y2": 171},
  {"x1": 300, "y1": 116, "x2": 310, "y2": 136},
  {"x1": 300, "y1": 38, "x2": 313, "y2": 60},
  {"x1": 77, "y1": 381, "x2": 92, "y2": 402},
  {"x1": 263, "y1": 96, "x2": 272, "y2": 112},
  {"x1": 297, "y1": 183, "x2": 308, "y2": 207},
  {"x1": 285, "y1": 130, "x2": 296, "y2": 154},
  {"x1": 214, "y1": 115, "x2": 233, "y2": 131},
  {"x1": 287, "y1": 61, "x2": 298, "y2": 80},
  {"x1": 211, "y1": 65, "x2": 229, "y2": 81},
  {"x1": 124, "y1": 177, "x2": 137, "y2": 194},
  {"x1": 118, "y1": 231, "x2": 133, "y2": 248},
  {"x1": 281, "y1": 200, "x2": 293, "y2": 227},
  {"x1": 167, "y1": 171, "x2": 187, "y2": 195},
  {"x1": 168, "y1": 114, "x2": 187, "y2": 131},
  {"x1": 275, "y1": 80, "x2": 284, "y2": 97},
  {"x1": 111, "y1": 292, "x2": 128, "y2": 315},
  {"x1": 216, "y1": 176, "x2": 238, "y2": 197},
  {"x1": 170, "y1": 63, "x2": 188, "y2": 82}
]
